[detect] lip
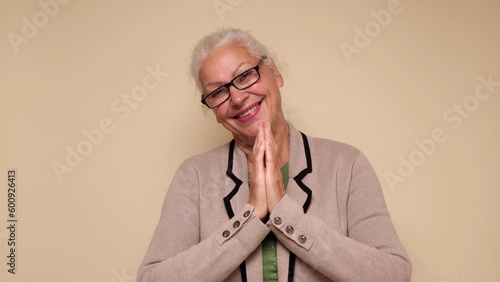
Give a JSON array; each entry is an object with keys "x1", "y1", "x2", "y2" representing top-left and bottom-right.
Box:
[{"x1": 232, "y1": 101, "x2": 262, "y2": 122}]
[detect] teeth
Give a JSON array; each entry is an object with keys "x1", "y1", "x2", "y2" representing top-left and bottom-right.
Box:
[{"x1": 237, "y1": 104, "x2": 258, "y2": 118}]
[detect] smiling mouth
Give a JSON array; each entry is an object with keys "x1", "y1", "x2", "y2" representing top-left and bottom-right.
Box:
[{"x1": 234, "y1": 102, "x2": 261, "y2": 119}]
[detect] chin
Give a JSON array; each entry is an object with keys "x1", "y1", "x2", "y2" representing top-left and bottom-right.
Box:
[{"x1": 226, "y1": 124, "x2": 257, "y2": 141}]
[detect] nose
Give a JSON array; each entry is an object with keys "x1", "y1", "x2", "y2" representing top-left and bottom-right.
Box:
[{"x1": 229, "y1": 87, "x2": 249, "y2": 107}]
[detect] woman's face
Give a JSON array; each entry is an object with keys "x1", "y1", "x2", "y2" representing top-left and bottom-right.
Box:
[{"x1": 199, "y1": 44, "x2": 284, "y2": 142}]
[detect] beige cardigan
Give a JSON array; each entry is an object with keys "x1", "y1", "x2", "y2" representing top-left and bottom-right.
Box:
[{"x1": 137, "y1": 122, "x2": 411, "y2": 281}]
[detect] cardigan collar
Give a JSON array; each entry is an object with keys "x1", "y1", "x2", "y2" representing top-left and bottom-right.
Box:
[{"x1": 224, "y1": 121, "x2": 312, "y2": 219}]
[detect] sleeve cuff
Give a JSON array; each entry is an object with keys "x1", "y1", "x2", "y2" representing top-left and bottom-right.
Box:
[
  {"x1": 267, "y1": 195, "x2": 314, "y2": 250},
  {"x1": 215, "y1": 203, "x2": 269, "y2": 246}
]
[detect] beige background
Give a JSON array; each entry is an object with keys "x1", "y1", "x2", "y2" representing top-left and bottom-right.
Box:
[{"x1": 1, "y1": 0, "x2": 499, "y2": 281}]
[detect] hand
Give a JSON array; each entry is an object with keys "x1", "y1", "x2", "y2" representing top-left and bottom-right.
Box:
[{"x1": 247, "y1": 122, "x2": 286, "y2": 220}]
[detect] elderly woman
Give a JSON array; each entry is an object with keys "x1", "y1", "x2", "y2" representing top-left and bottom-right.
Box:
[{"x1": 138, "y1": 28, "x2": 411, "y2": 282}]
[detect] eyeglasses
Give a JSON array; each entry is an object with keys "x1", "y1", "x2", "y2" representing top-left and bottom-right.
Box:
[{"x1": 201, "y1": 56, "x2": 267, "y2": 109}]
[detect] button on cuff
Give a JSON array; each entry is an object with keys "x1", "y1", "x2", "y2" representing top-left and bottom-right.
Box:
[
  {"x1": 273, "y1": 217, "x2": 282, "y2": 226},
  {"x1": 233, "y1": 221, "x2": 240, "y2": 229},
  {"x1": 215, "y1": 204, "x2": 256, "y2": 246},
  {"x1": 268, "y1": 216, "x2": 314, "y2": 250},
  {"x1": 298, "y1": 235, "x2": 307, "y2": 244}
]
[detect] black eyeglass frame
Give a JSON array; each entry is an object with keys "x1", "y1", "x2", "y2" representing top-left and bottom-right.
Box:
[{"x1": 201, "y1": 56, "x2": 267, "y2": 109}]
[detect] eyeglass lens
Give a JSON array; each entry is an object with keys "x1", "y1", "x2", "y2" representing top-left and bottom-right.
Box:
[{"x1": 204, "y1": 67, "x2": 260, "y2": 108}]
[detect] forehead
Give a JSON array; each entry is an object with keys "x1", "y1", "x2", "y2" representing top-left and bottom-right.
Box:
[{"x1": 199, "y1": 45, "x2": 255, "y2": 81}]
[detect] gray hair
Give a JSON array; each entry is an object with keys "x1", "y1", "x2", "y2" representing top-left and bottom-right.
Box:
[{"x1": 190, "y1": 28, "x2": 276, "y2": 91}]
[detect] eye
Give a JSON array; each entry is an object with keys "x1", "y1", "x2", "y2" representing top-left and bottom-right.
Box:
[
  {"x1": 209, "y1": 87, "x2": 227, "y2": 99},
  {"x1": 235, "y1": 70, "x2": 253, "y2": 84}
]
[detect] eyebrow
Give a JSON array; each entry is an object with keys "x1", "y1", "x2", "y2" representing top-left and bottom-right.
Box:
[{"x1": 204, "y1": 61, "x2": 251, "y2": 88}]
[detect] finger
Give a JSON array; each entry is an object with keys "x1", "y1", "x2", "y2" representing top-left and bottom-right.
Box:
[
  {"x1": 263, "y1": 122, "x2": 286, "y2": 214},
  {"x1": 264, "y1": 122, "x2": 278, "y2": 167},
  {"x1": 253, "y1": 122, "x2": 265, "y2": 159},
  {"x1": 248, "y1": 123, "x2": 264, "y2": 168},
  {"x1": 248, "y1": 122, "x2": 268, "y2": 219}
]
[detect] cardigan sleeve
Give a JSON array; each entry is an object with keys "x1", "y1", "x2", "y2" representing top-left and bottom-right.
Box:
[
  {"x1": 137, "y1": 160, "x2": 269, "y2": 282},
  {"x1": 267, "y1": 151, "x2": 412, "y2": 282}
]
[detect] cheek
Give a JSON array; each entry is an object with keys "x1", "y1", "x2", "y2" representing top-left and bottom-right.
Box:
[
  {"x1": 213, "y1": 107, "x2": 228, "y2": 124},
  {"x1": 213, "y1": 111, "x2": 222, "y2": 123}
]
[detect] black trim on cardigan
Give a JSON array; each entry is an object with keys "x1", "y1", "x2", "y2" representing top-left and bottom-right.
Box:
[
  {"x1": 288, "y1": 252, "x2": 297, "y2": 282},
  {"x1": 224, "y1": 140, "x2": 247, "y2": 280},
  {"x1": 288, "y1": 132, "x2": 313, "y2": 282},
  {"x1": 293, "y1": 132, "x2": 313, "y2": 213},
  {"x1": 224, "y1": 139, "x2": 243, "y2": 219},
  {"x1": 239, "y1": 263, "x2": 247, "y2": 282}
]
